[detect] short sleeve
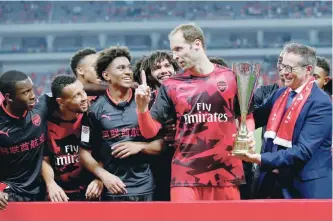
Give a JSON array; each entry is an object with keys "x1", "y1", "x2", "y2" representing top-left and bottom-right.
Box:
[
  {"x1": 150, "y1": 85, "x2": 176, "y2": 124},
  {"x1": 80, "y1": 111, "x2": 101, "y2": 160}
]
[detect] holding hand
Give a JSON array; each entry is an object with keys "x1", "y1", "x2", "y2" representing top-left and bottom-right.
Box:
[
  {"x1": 111, "y1": 142, "x2": 144, "y2": 159},
  {"x1": 231, "y1": 131, "x2": 261, "y2": 164},
  {"x1": 163, "y1": 119, "x2": 176, "y2": 145}
]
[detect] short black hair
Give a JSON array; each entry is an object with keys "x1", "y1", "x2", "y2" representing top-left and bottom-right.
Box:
[
  {"x1": 209, "y1": 57, "x2": 228, "y2": 68},
  {"x1": 140, "y1": 51, "x2": 179, "y2": 87},
  {"x1": 51, "y1": 75, "x2": 77, "y2": 99},
  {"x1": 95, "y1": 46, "x2": 131, "y2": 81},
  {"x1": 316, "y1": 56, "x2": 330, "y2": 76},
  {"x1": 133, "y1": 55, "x2": 148, "y2": 84},
  {"x1": 70, "y1": 48, "x2": 97, "y2": 76},
  {"x1": 0, "y1": 70, "x2": 29, "y2": 96}
]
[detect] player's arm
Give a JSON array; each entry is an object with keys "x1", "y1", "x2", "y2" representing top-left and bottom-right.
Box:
[
  {"x1": 83, "y1": 82, "x2": 138, "y2": 96},
  {"x1": 41, "y1": 156, "x2": 69, "y2": 202},
  {"x1": 136, "y1": 71, "x2": 174, "y2": 139},
  {"x1": 141, "y1": 138, "x2": 164, "y2": 155},
  {"x1": 111, "y1": 138, "x2": 165, "y2": 159},
  {"x1": 80, "y1": 112, "x2": 127, "y2": 194},
  {"x1": 83, "y1": 83, "x2": 108, "y2": 96}
]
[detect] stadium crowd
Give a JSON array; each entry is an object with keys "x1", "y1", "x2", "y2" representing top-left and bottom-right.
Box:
[
  {"x1": 0, "y1": 1, "x2": 331, "y2": 24},
  {"x1": 0, "y1": 23, "x2": 331, "y2": 209}
]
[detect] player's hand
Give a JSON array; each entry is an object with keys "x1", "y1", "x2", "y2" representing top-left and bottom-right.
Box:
[
  {"x1": 247, "y1": 131, "x2": 256, "y2": 153},
  {"x1": 100, "y1": 172, "x2": 127, "y2": 195},
  {"x1": 85, "y1": 179, "x2": 103, "y2": 200},
  {"x1": 47, "y1": 182, "x2": 69, "y2": 202},
  {"x1": 0, "y1": 191, "x2": 8, "y2": 210},
  {"x1": 163, "y1": 119, "x2": 176, "y2": 144},
  {"x1": 111, "y1": 142, "x2": 144, "y2": 159},
  {"x1": 135, "y1": 70, "x2": 151, "y2": 113}
]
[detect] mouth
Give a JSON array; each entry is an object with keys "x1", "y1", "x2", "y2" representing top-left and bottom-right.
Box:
[
  {"x1": 284, "y1": 77, "x2": 293, "y2": 83},
  {"x1": 159, "y1": 74, "x2": 171, "y2": 81},
  {"x1": 122, "y1": 76, "x2": 132, "y2": 82},
  {"x1": 179, "y1": 61, "x2": 185, "y2": 67},
  {"x1": 80, "y1": 101, "x2": 88, "y2": 108},
  {"x1": 28, "y1": 102, "x2": 35, "y2": 108}
]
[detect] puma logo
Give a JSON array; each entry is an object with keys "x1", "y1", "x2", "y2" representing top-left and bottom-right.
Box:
[
  {"x1": 101, "y1": 114, "x2": 112, "y2": 120},
  {"x1": 0, "y1": 129, "x2": 9, "y2": 137}
]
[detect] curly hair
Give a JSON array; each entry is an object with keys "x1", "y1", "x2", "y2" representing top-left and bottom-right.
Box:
[
  {"x1": 133, "y1": 55, "x2": 148, "y2": 84},
  {"x1": 95, "y1": 46, "x2": 132, "y2": 81},
  {"x1": 140, "y1": 51, "x2": 179, "y2": 88},
  {"x1": 70, "y1": 48, "x2": 97, "y2": 76}
]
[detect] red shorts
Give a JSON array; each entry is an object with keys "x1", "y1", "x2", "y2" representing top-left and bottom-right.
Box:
[{"x1": 170, "y1": 186, "x2": 240, "y2": 201}]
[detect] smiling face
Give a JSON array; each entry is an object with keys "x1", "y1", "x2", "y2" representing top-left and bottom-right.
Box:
[
  {"x1": 57, "y1": 80, "x2": 88, "y2": 114},
  {"x1": 151, "y1": 58, "x2": 175, "y2": 84},
  {"x1": 102, "y1": 56, "x2": 133, "y2": 89},
  {"x1": 280, "y1": 52, "x2": 312, "y2": 90}
]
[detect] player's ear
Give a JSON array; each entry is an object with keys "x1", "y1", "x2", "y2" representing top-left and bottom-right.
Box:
[
  {"x1": 76, "y1": 66, "x2": 84, "y2": 77},
  {"x1": 324, "y1": 76, "x2": 330, "y2": 86},
  {"x1": 4, "y1": 93, "x2": 13, "y2": 103},
  {"x1": 56, "y1": 97, "x2": 64, "y2": 107},
  {"x1": 193, "y1": 39, "x2": 202, "y2": 50},
  {"x1": 102, "y1": 71, "x2": 110, "y2": 81}
]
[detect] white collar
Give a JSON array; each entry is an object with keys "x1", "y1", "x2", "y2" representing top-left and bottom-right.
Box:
[{"x1": 293, "y1": 82, "x2": 307, "y2": 94}]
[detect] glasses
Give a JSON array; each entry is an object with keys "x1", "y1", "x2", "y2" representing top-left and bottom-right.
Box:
[{"x1": 278, "y1": 63, "x2": 309, "y2": 73}]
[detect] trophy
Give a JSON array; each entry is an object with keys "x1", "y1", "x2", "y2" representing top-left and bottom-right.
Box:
[{"x1": 232, "y1": 63, "x2": 260, "y2": 156}]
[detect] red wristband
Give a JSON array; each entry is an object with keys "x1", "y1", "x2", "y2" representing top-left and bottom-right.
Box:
[{"x1": 0, "y1": 183, "x2": 8, "y2": 191}]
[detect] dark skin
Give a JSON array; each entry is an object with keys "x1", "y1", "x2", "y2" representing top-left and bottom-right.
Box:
[
  {"x1": 0, "y1": 78, "x2": 35, "y2": 210},
  {"x1": 83, "y1": 82, "x2": 139, "y2": 96},
  {"x1": 4, "y1": 78, "x2": 36, "y2": 117}
]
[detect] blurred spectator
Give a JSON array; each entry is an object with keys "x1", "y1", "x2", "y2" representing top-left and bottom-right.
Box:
[{"x1": 0, "y1": 1, "x2": 331, "y2": 24}]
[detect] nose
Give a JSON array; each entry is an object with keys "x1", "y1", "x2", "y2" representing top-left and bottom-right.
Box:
[
  {"x1": 125, "y1": 66, "x2": 133, "y2": 75},
  {"x1": 29, "y1": 91, "x2": 35, "y2": 101},
  {"x1": 160, "y1": 67, "x2": 169, "y2": 76},
  {"x1": 173, "y1": 53, "x2": 179, "y2": 61}
]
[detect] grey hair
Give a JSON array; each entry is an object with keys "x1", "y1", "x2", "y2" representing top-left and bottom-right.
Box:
[{"x1": 283, "y1": 42, "x2": 317, "y2": 71}]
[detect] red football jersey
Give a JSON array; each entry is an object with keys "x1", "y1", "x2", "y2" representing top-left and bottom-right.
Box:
[{"x1": 151, "y1": 65, "x2": 250, "y2": 187}]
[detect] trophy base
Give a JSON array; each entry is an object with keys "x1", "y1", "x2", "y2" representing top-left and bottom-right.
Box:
[
  {"x1": 231, "y1": 150, "x2": 248, "y2": 156},
  {"x1": 232, "y1": 139, "x2": 249, "y2": 156}
]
